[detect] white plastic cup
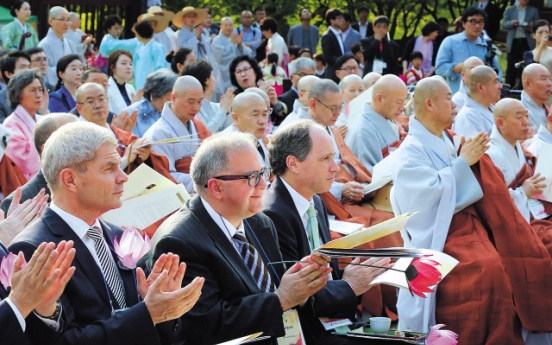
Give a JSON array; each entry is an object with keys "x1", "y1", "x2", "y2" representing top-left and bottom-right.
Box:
[{"x1": 369, "y1": 317, "x2": 391, "y2": 333}]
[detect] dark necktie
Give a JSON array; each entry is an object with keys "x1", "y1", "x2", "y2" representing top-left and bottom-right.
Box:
[
  {"x1": 87, "y1": 226, "x2": 127, "y2": 309},
  {"x1": 256, "y1": 141, "x2": 266, "y2": 160},
  {"x1": 232, "y1": 231, "x2": 275, "y2": 293}
]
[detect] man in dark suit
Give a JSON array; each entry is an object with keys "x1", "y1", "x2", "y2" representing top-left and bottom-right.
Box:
[
  {"x1": 263, "y1": 120, "x2": 391, "y2": 345},
  {"x1": 473, "y1": 0, "x2": 501, "y2": 41},
  {"x1": 1, "y1": 113, "x2": 76, "y2": 214},
  {"x1": 351, "y1": 6, "x2": 374, "y2": 39},
  {"x1": 151, "y1": 131, "x2": 330, "y2": 345},
  {"x1": 321, "y1": 8, "x2": 345, "y2": 83},
  {"x1": 9, "y1": 121, "x2": 205, "y2": 345},
  {"x1": 360, "y1": 15, "x2": 400, "y2": 76},
  {"x1": 278, "y1": 57, "x2": 316, "y2": 118},
  {"x1": 0, "y1": 51, "x2": 31, "y2": 123},
  {"x1": 0, "y1": 210, "x2": 76, "y2": 345}
]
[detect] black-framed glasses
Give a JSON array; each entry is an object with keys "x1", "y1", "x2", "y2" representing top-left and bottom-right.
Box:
[
  {"x1": 339, "y1": 66, "x2": 359, "y2": 72},
  {"x1": 314, "y1": 98, "x2": 346, "y2": 113},
  {"x1": 205, "y1": 167, "x2": 271, "y2": 187},
  {"x1": 466, "y1": 19, "x2": 485, "y2": 26}
]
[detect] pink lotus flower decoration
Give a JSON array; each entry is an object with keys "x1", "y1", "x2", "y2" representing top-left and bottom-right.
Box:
[
  {"x1": 405, "y1": 257, "x2": 442, "y2": 298},
  {"x1": 426, "y1": 324, "x2": 458, "y2": 345},
  {"x1": 114, "y1": 226, "x2": 151, "y2": 269},
  {"x1": 0, "y1": 253, "x2": 26, "y2": 290}
]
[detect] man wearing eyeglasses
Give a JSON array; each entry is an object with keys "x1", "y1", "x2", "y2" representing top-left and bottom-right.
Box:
[
  {"x1": 38, "y1": 6, "x2": 77, "y2": 87},
  {"x1": 25, "y1": 47, "x2": 54, "y2": 92},
  {"x1": 335, "y1": 54, "x2": 361, "y2": 81},
  {"x1": 435, "y1": 7, "x2": 502, "y2": 94},
  {"x1": 77, "y1": 82, "x2": 175, "y2": 183},
  {"x1": 151, "y1": 131, "x2": 330, "y2": 345}
]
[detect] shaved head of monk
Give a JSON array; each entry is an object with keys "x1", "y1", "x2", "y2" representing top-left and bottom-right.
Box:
[
  {"x1": 468, "y1": 65, "x2": 502, "y2": 104},
  {"x1": 414, "y1": 77, "x2": 457, "y2": 136},
  {"x1": 461, "y1": 56, "x2": 484, "y2": 86},
  {"x1": 522, "y1": 63, "x2": 552, "y2": 105},
  {"x1": 371, "y1": 74, "x2": 408, "y2": 120},
  {"x1": 494, "y1": 98, "x2": 531, "y2": 145}
]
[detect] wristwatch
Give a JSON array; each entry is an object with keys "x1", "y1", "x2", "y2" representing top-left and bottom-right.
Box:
[{"x1": 36, "y1": 302, "x2": 62, "y2": 321}]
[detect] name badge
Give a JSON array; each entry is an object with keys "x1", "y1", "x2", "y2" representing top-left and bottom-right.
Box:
[
  {"x1": 373, "y1": 59, "x2": 386, "y2": 74},
  {"x1": 277, "y1": 309, "x2": 305, "y2": 345}
]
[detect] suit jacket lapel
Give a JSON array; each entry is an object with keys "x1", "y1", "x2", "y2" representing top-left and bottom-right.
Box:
[
  {"x1": 43, "y1": 208, "x2": 111, "y2": 305},
  {"x1": 188, "y1": 197, "x2": 261, "y2": 294}
]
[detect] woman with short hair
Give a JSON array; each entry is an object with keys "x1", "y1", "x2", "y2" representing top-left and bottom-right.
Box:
[
  {"x1": 3, "y1": 68, "x2": 45, "y2": 179},
  {"x1": 401, "y1": 21, "x2": 440, "y2": 76},
  {"x1": 48, "y1": 54, "x2": 82, "y2": 113},
  {"x1": 133, "y1": 21, "x2": 167, "y2": 90}
]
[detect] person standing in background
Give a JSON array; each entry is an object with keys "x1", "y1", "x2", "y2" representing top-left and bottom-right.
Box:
[
  {"x1": 287, "y1": 8, "x2": 319, "y2": 55},
  {"x1": 1, "y1": 0, "x2": 38, "y2": 51}
]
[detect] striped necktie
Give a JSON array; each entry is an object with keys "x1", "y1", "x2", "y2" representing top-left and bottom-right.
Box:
[
  {"x1": 232, "y1": 231, "x2": 275, "y2": 293},
  {"x1": 306, "y1": 204, "x2": 321, "y2": 250},
  {"x1": 86, "y1": 226, "x2": 127, "y2": 309}
]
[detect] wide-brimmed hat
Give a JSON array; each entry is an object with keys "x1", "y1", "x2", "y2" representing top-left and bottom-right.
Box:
[
  {"x1": 137, "y1": 12, "x2": 170, "y2": 34},
  {"x1": 147, "y1": 6, "x2": 175, "y2": 22},
  {"x1": 172, "y1": 7, "x2": 207, "y2": 29}
]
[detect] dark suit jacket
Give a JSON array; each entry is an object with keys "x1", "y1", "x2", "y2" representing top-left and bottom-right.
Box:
[
  {"x1": 151, "y1": 196, "x2": 287, "y2": 345},
  {"x1": 8, "y1": 207, "x2": 180, "y2": 345},
  {"x1": 263, "y1": 177, "x2": 360, "y2": 345},
  {"x1": 321, "y1": 29, "x2": 343, "y2": 83},
  {"x1": 277, "y1": 89, "x2": 298, "y2": 118},
  {"x1": 361, "y1": 36, "x2": 400, "y2": 77},
  {"x1": 351, "y1": 22, "x2": 374, "y2": 39},
  {"x1": 0, "y1": 88, "x2": 13, "y2": 124},
  {"x1": 0, "y1": 169, "x2": 50, "y2": 215},
  {"x1": 0, "y1": 241, "x2": 26, "y2": 345},
  {"x1": 474, "y1": 2, "x2": 501, "y2": 41}
]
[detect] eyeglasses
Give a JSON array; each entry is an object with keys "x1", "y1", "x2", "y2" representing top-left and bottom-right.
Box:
[
  {"x1": 466, "y1": 19, "x2": 485, "y2": 26},
  {"x1": 78, "y1": 97, "x2": 108, "y2": 106},
  {"x1": 235, "y1": 66, "x2": 253, "y2": 75},
  {"x1": 314, "y1": 98, "x2": 346, "y2": 113},
  {"x1": 205, "y1": 167, "x2": 271, "y2": 187},
  {"x1": 52, "y1": 17, "x2": 71, "y2": 23},
  {"x1": 339, "y1": 66, "x2": 359, "y2": 72},
  {"x1": 31, "y1": 57, "x2": 48, "y2": 63}
]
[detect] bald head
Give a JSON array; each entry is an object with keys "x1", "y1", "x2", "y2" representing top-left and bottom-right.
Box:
[
  {"x1": 493, "y1": 98, "x2": 523, "y2": 121},
  {"x1": 462, "y1": 56, "x2": 484, "y2": 74},
  {"x1": 75, "y1": 83, "x2": 109, "y2": 126},
  {"x1": 339, "y1": 74, "x2": 363, "y2": 90},
  {"x1": 232, "y1": 92, "x2": 265, "y2": 115},
  {"x1": 371, "y1": 74, "x2": 408, "y2": 120},
  {"x1": 34, "y1": 113, "x2": 77, "y2": 156},
  {"x1": 173, "y1": 75, "x2": 203, "y2": 96},
  {"x1": 244, "y1": 87, "x2": 270, "y2": 107},
  {"x1": 363, "y1": 72, "x2": 381, "y2": 89},
  {"x1": 75, "y1": 82, "x2": 105, "y2": 104},
  {"x1": 298, "y1": 75, "x2": 320, "y2": 91},
  {"x1": 468, "y1": 65, "x2": 498, "y2": 93},
  {"x1": 522, "y1": 63, "x2": 552, "y2": 105},
  {"x1": 372, "y1": 75, "x2": 407, "y2": 101},
  {"x1": 414, "y1": 77, "x2": 451, "y2": 118},
  {"x1": 522, "y1": 63, "x2": 549, "y2": 84}
]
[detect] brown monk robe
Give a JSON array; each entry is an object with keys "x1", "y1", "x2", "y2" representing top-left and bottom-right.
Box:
[
  {"x1": 174, "y1": 118, "x2": 212, "y2": 174},
  {"x1": 507, "y1": 152, "x2": 552, "y2": 256},
  {"x1": 321, "y1": 126, "x2": 403, "y2": 320},
  {"x1": 0, "y1": 155, "x2": 26, "y2": 197},
  {"x1": 436, "y1": 154, "x2": 552, "y2": 345}
]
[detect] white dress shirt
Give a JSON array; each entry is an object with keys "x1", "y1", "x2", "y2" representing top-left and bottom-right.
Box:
[{"x1": 200, "y1": 197, "x2": 245, "y2": 249}]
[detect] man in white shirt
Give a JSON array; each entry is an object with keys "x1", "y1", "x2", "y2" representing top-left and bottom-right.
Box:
[
  {"x1": 346, "y1": 74, "x2": 408, "y2": 172},
  {"x1": 521, "y1": 63, "x2": 552, "y2": 128},
  {"x1": 144, "y1": 76, "x2": 211, "y2": 193},
  {"x1": 453, "y1": 65, "x2": 502, "y2": 138},
  {"x1": 222, "y1": 92, "x2": 270, "y2": 168},
  {"x1": 451, "y1": 56, "x2": 484, "y2": 111}
]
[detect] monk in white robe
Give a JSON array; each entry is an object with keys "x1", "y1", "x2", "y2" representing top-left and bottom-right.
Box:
[
  {"x1": 346, "y1": 75, "x2": 408, "y2": 172},
  {"x1": 450, "y1": 56, "x2": 484, "y2": 111},
  {"x1": 521, "y1": 63, "x2": 552, "y2": 128},
  {"x1": 278, "y1": 76, "x2": 318, "y2": 129},
  {"x1": 452, "y1": 65, "x2": 501, "y2": 139}
]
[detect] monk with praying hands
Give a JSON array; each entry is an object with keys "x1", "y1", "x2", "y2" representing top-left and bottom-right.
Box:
[{"x1": 391, "y1": 76, "x2": 552, "y2": 345}]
